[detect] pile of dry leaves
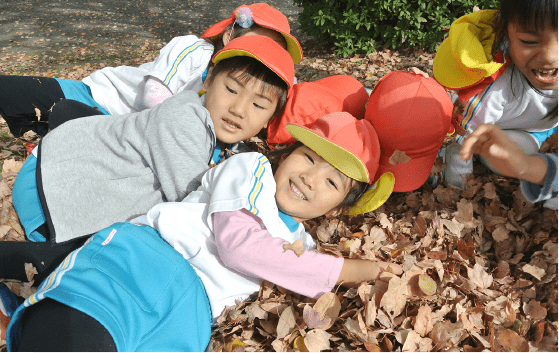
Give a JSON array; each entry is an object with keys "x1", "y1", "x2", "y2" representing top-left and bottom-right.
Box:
[{"x1": 1, "y1": 45, "x2": 557, "y2": 352}]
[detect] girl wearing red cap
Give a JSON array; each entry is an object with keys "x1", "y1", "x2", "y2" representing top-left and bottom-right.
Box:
[
  {"x1": 0, "y1": 3, "x2": 302, "y2": 138},
  {"x1": 0, "y1": 113, "x2": 399, "y2": 351},
  {"x1": 433, "y1": 0, "x2": 557, "y2": 208}
]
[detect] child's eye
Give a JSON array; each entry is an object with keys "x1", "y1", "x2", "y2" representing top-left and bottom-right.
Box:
[
  {"x1": 305, "y1": 153, "x2": 314, "y2": 164},
  {"x1": 226, "y1": 86, "x2": 237, "y2": 94},
  {"x1": 520, "y1": 40, "x2": 538, "y2": 45},
  {"x1": 328, "y1": 179, "x2": 338, "y2": 190},
  {"x1": 253, "y1": 103, "x2": 265, "y2": 109}
]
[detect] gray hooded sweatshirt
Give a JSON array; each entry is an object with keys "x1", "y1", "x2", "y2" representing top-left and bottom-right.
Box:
[{"x1": 37, "y1": 90, "x2": 215, "y2": 243}]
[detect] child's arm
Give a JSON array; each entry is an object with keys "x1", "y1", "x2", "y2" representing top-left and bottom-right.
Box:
[
  {"x1": 212, "y1": 209, "x2": 401, "y2": 298},
  {"x1": 137, "y1": 76, "x2": 174, "y2": 110},
  {"x1": 460, "y1": 124, "x2": 548, "y2": 185},
  {"x1": 137, "y1": 35, "x2": 213, "y2": 109}
]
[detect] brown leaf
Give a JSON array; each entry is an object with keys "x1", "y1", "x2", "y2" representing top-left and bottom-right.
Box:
[
  {"x1": 303, "y1": 305, "x2": 331, "y2": 330},
  {"x1": 523, "y1": 300, "x2": 547, "y2": 321},
  {"x1": 389, "y1": 150, "x2": 412, "y2": 165},
  {"x1": 414, "y1": 305, "x2": 433, "y2": 337},
  {"x1": 276, "y1": 306, "x2": 297, "y2": 339},
  {"x1": 467, "y1": 263, "x2": 493, "y2": 289},
  {"x1": 312, "y1": 292, "x2": 341, "y2": 330},
  {"x1": 283, "y1": 239, "x2": 305, "y2": 257},
  {"x1": 303, "y1": 329, "x2": 331, "y2": 352},
  {"x1": 380, "y1": 276, "x2": 409, "y2": 319},
  {"x1": 521, "y1": 264, "x2": 545, "y2": 280},
  {"x1": 495, "y1": 328, "x2": 529, "y2": 352}
]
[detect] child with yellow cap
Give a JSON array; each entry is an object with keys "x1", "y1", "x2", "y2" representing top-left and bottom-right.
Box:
[
  {"x1": 433, "y1": 0, "x2": 557, "y2": 208},
  {"x1": 1, "y1": 112, "x2": 400, "y2": 351}
]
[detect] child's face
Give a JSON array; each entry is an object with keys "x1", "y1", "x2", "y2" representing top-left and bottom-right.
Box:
[
  {"x1": 274, "y1": 146, "x2": 354, "y2": 223},
  {"x1": 203, "y1": 70, "x2": 279, "y2": 144},
  {"x1": 507, "y1": 22, "x2": 558, "y2": 90}
]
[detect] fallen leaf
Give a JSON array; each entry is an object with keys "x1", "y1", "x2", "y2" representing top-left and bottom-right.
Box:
[
  {"x1": 467, "y1": 263, "x2": 493, "y2": 289},
  {"x1": 414, "y1": 305, "x2": 433, "y2": 337},
  {"x1": 283, "y1": 239, "x2": 305, "y2": 257},
  {"x1": 380, "y1": 276, "x2": 409, "y2": 319},
  {"x1": 276, "y1": 306, "x2": 297, "y2": 339},
  {"x1": 303, "y1": 329, "x2": 331, "y2": 352},
  {"x1": 523, "y1": 300, "x2": 547, "y2": 321},
  {"x1": 303, "y1": 305, "x2": 331, "y2": 330},
  {"x1": 521, "y1": 264, "x2": 545, "y2": 280},
  {"x1": 494, "y1": 328, "x2": 529, "y2": 352},
  {"x1": 312, "y1": 292, "x2": 341, "y2": 330},
  {"x1": 418, "y1": 274, "x2": 437, "y2": 296},
  {"x1": 389, "y1": 150, "x2": 412, "y2": 165}
]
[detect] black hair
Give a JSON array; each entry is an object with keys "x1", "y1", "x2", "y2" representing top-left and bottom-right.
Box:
[
  {"x1": 207, "y1": 55, "x2": 288, "y2": 119},
  {"x1": 267, "y1": 142, "x2": 370, "y2": 214},
  {"x1": 491, "y1": 0, "x2": 558, "y2": 120}
]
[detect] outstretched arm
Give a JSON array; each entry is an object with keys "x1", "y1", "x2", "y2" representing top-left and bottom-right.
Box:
[{"x1": 459, "y1": 124, "x2": 548, "y2": 185}]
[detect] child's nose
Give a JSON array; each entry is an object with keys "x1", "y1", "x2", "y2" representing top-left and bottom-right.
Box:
[
  {"x1": 230, "y1": 99, "x2": 249, "y2": 118},
  {"x1": 538, "y1": 43, "x2": 558, "y2": 65}
]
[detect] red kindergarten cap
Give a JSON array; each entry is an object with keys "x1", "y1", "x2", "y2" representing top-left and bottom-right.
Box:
[
  {"x1": 201, "y1": 3, "x2": 303, "y2": 64},
  {"x1": 286, "y1": 112, "x2": 394, "y2": 214},
  {"x1": 213, "y1": 35, "x2": 295, "y2": 89},
  {"x1": 267, "y1": 75, "x2": 369, "y2": 145},
  {"x1": 365, "y1": 71, "x2": 453, "y2": 192}
]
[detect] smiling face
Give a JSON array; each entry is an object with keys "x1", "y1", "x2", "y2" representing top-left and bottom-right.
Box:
[
  {"x1": 274, "y1": 146, "x2": 355, "y2": 223},
  {"x1": 203, "y1": 70, "x2": 279, "y2": 144},
  {"x1": 507, "y1": 22, "x2": 558, "y2": 90}
]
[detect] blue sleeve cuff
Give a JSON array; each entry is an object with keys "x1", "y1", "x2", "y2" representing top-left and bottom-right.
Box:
[{"x1": 520, "y1": 154, "x2": 558, "y2": 203}]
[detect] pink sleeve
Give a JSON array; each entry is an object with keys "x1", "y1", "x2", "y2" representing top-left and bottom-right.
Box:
[
  {"x1": 140, "y1": 76, "x2": 174, "y2": 109},
  {"x1": 212, "y1": 209, "x2": 344, "y2": 298}
]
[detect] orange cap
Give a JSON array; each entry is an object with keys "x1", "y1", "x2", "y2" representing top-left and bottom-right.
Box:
[
  {"x1": 213, "y1": 35, "x2": 295, "y2": 89},
  {"x1": 267, "y1": 75, "x2": 368, "y2": 145},
  {"x1": 201, "y1": 3, "x2": 303, "y2": 64},
  {"x1": 365, "y1": 71, "x2": 453, "y2": 192}
]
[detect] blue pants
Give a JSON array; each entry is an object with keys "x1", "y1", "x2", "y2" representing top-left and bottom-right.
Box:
[{"x1": 7, "y1": 222, "x2": 212, "y2": 351}]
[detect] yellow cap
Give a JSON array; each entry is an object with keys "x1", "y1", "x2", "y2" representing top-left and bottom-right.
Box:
[{"x1": 433, "y1": 10, "x2": 504, "y2": 89}]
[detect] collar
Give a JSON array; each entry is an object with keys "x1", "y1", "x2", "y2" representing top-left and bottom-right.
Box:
[{"x1": 278, "y1": 209, "x2": 299, "y2": 232}]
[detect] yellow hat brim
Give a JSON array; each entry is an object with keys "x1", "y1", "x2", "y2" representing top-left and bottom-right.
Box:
[
  {"x1": 346, "y1": 172, "x2": 395, "y2": 215},
  {"x1": 433, "y1": 10, "x2": 503, "y2": 89},
  {"x1": 286, "y1": 124, "x2": 369, "y2": 183}
]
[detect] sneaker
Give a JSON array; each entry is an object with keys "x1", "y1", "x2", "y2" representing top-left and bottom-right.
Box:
[{"x1": 0, "y1": 282, "x2": 23, "y2": 318}]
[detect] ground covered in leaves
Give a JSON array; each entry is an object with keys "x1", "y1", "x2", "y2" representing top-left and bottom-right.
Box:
[{"x1": 1, "y1": 37, "x2": 557, "y2": 352}]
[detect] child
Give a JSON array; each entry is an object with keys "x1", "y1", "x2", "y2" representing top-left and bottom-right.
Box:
[
  {"x1": 266, "y1": 74, "x2": 369, "y2": 146},
  {"x1": 1, "y1": 113, "x2": 400, "y2": 351},
  {"x1": 0, "y1": 35, "x2": 293, "y2": 283},
  {"x1": 460, "y1": 124, "x2": 557, "y2": 209},
  {"x1": 0, "y1": 2, "x2": 302, "y2": 137},
  {"x1": 432, "y1": 0, "x2": 558, "y2": 194}
]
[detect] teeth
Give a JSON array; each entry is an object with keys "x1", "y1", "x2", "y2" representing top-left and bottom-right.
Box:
[{"x1": 290, "y1": 181, "x2": 307, "y2": 200}]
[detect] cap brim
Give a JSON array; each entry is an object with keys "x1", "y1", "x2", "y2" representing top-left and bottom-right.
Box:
[
  {"x1": 286, "y1": 124, "x2": 369, "y2": 183},
  {"x1": 433, "y1": 38, "x2": 487, "y2": 89},
  {"x1": 281, "y1": 33, "x2": 303, "y2": 64},
  {"x1": 378, "y1": 152, "x2": 438, "y2": 192},
  {"x1": 346, "y1": 172, "x2": 395, "y2": 215},
  {"x1": 213, "y1": 48, "x2": 293, "y2": 88}
]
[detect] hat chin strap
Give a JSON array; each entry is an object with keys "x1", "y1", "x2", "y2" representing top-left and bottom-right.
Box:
[{"x1": 345, "y1": 173, "x2": 395, "y2": 216}]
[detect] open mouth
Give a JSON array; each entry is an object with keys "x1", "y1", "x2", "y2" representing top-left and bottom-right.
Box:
[
  {"x1": 289, "y1": 180, "x2": 307, "y2": 201},
  {"x1": 222, "y1": 118, "x2": 241, "y2": 130},
  {"x1": 532, "y1": 68, "x2": 558, "y2": 84}
]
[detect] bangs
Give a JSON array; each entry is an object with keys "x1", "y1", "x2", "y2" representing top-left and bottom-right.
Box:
[
  {"x1": 505, "y1": 0, "x2": 557, "y2": 33},
  {"x1": 210, "y1": 56, "x2": 288, "y2": 118}
]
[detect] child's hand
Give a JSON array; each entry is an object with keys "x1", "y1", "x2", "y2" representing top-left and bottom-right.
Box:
[
  {"x1": 338, "y1": 259, "x2": 403, "y2": 287},
  {"x1": 459, "y1": 124, "x2": 547, "y2": 185}
]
